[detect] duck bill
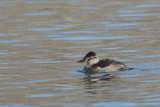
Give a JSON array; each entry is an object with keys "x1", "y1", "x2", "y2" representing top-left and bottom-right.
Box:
[{"x1": 77, "y1": 58, "x2": 85, "y2": 63}]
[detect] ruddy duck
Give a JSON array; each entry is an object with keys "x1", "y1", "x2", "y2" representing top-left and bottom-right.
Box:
[{"x1": 77, "y1": 51, "x2": 129, "y2": 73}]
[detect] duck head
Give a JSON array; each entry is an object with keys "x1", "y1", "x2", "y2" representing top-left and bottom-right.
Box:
[{"x1": 77, "y1": 51, "x2": 99, "y2": 65}]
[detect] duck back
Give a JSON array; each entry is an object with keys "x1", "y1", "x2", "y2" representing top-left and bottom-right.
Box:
[{"x1": 85, "y1": 59, "x2": 128, "y2": 73}]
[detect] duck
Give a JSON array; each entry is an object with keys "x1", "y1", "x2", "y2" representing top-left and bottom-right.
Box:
[{"x1": 77, "y1": 51, "x2": 129, "y2": 73}]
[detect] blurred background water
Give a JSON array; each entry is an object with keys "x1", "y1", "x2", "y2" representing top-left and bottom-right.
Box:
[{"x1": 0, "y1": 0, "x2": 160, "y2": 106}]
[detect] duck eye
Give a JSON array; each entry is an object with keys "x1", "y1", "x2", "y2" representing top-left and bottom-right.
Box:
[
  {"x1": 93, "y1": 56, "x2": 96, "y2": 58},
  {"x1": 86, "y1": 58, "x2": 91, "y2": 61}
]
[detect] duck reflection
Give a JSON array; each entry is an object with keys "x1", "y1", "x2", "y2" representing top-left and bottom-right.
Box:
[
  {"x1": 84, "y1": 73, "x2": 115, "y2": 83},
  {"x1": 82, "y1": 73, "x2": 116, "y2": 94}
]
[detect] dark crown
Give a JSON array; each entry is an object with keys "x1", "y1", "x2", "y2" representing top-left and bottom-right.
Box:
[{"x1": 84, "y1": 51, "x2": 96, "y2": 58}]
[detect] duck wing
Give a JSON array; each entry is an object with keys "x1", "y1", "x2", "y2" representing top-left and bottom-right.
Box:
[{"x1": 92, "y1": 59, "x2": 124, "y2": 68}]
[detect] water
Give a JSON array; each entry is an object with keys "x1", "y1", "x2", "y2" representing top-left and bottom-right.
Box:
[{"x1": 0, "y1": 0, "x2": 160, "y2": 106}]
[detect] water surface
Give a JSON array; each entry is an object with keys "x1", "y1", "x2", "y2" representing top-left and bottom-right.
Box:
[{"x1": 0, "y1": 0, "x2": 160, "y2": 106}]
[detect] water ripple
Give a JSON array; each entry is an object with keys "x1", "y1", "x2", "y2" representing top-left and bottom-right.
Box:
[
  {"x1": 135, "y1": 4, "x2": 160, "y2": 8},
  {"x1": 106, "y1": 23, "x2": 140, "y2": 27},
  {"x1": 54, "y1": 87, "x2": 80, "y2": 90},
  {"x1": 0, "y1": 75, "x2": 21, "y2": 77},
  {"x1": 0, "y1": 106, "x2": 34, "y2": 107},
  {"x1": 121, "y1": 50, "x2": 141, "y2": 53},
  {"x1": 0, "y1": 66, "x2": 23, "y2": 69},
  {"x1": 0, "y1": 86, "x2": 26, "y2": 90},
  {"x1": 53, "y1": 36, "x2": 131, "y2": 41},
  {"x1": 32, "y1": 61, "x2": 67, "y2": 64},
  {"x1": 60, "y1": 31, "x2": 101, "y2": 34},
  {"x1": 0, "y1": 79, "x2": 59, "y2": 85},
  {"x1": 92, "y1": 102, "x2": 137, "y2": 107},
  {"x1": 0, "y1": 40, "x2": 23, "y2": 44},
  {"x1": 0, "y1": 52, "x2": 18, "y2": 55},
  {"x1": 21, "y1": 13, "x2": 54, "y2": 16},
  {"x1": 27, "y1": 93, "x2": 77, "y2": 98},
  {"x1": 27, "y1": 28, "x2": 62, "y2": 31},
  {"x1": 118, "y1": 13, "x2": 160, "y2": 17}
]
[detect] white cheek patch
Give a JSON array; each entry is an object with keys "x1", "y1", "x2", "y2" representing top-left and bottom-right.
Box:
[{"x1": 88, "y1": 58, "x2": 99, "y2": 65}]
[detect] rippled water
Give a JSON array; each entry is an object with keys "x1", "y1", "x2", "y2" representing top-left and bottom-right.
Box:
[{"x1": 0, "y1": 0, "x2": 160, "y2": 106}]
